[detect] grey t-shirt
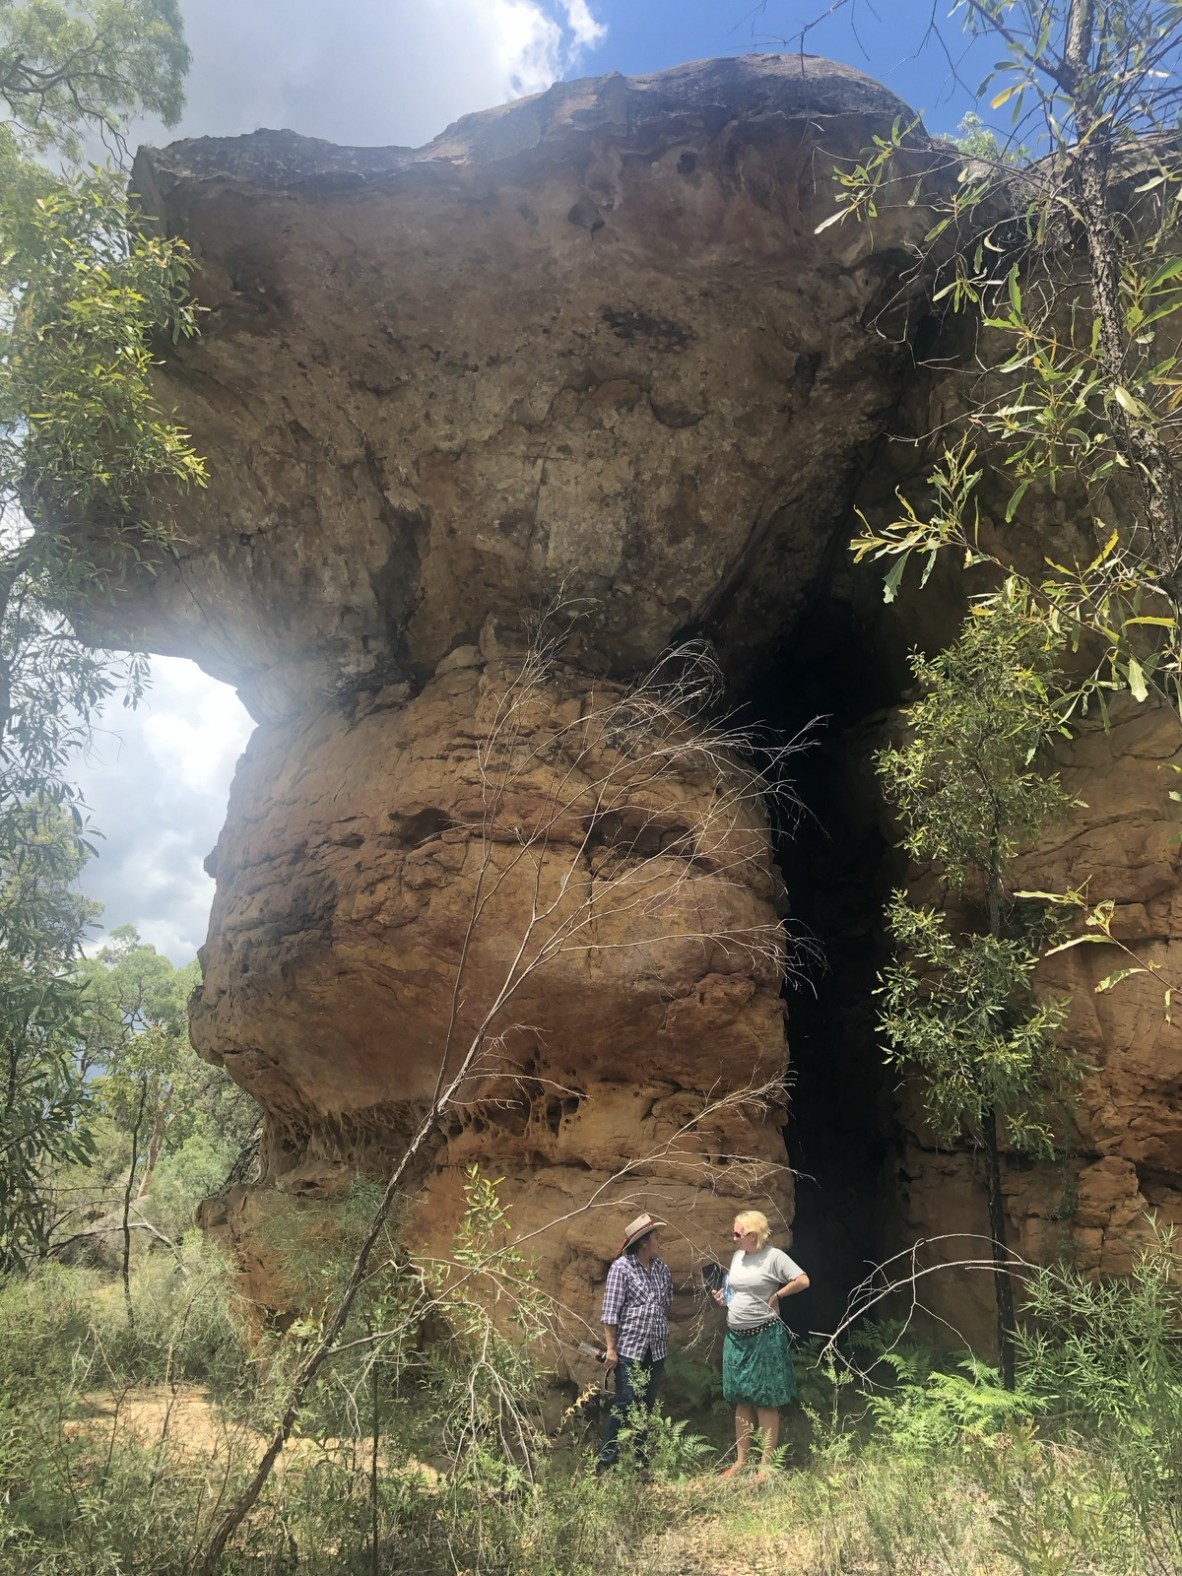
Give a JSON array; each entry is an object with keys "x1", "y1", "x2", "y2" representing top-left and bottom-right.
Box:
[{"x1": 727, "y1": 1245, "x2": 804, "y2": 1329}]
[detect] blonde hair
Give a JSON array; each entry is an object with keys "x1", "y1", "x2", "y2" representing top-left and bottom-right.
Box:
[{"x1": 733, "y1": 1210, "x2": 771, "y2": 1248}]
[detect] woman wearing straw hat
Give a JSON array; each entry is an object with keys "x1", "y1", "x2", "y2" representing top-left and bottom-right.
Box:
[
  {"x1": 596, "y1": 1211, "x2": 673, "y2": 1473},
  {"x1": 712, "y1": 1209, "x2": 809, "y2": 1478}
]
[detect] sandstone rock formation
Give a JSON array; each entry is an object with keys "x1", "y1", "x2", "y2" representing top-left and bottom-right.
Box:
[
  {"x1": 67, "y1": 51, "x2": 1182, "y2": 1354},
  {"x1": 75, "y1": 52, "x2": 954, "y2": 1339}
]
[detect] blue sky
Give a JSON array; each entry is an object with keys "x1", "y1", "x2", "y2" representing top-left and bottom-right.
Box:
[
  {"x1": 570, "y1": 1, "x2": 993, "y2": 137},
  {"x1": 589, "y1": 1, "x2": 983, "y2": 126},
  {"x1": 142, "y1": 0, "x2": 1002, "y2": 154},
  {"x1": 83, "y1": 0, "x2": 1003, "y2": 961}
]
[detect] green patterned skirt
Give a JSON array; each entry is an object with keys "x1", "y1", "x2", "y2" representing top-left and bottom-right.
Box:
[{"x1": 722, "y1": 1319, "x2": 796, "y2": 1408}]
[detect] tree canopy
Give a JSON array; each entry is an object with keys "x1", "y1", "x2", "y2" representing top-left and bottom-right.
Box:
[
  {"x1": 0, "y1": 0, "x2": 208, "y2": 1277},
  {"x1": 837, "y1": 0, "x2": 1182, "y2": 711},
  {"x1": 0, "y1": 0, "x2": 189, "y2": 155}
]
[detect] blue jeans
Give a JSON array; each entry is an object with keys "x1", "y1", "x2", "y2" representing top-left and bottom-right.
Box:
[{"x1": 597, "y1": 1352, "x2": 666, "y2": 1471}]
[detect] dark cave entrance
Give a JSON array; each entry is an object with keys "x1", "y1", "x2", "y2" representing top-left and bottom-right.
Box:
[{"x1": 744, "y1": 590, "x2": 910, "y2": 1337}]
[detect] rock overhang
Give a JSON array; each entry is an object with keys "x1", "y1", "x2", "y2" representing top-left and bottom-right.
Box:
[
  {"x1": 55, "y1": 53, "x2": 970, "y2": 1332},
  {"x1": 64, "y1": 53, "x2": 946, "y2": 723}
]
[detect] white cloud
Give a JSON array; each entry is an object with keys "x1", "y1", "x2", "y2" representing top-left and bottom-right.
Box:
[
  {"x1": 139, "y1": 662, "x2": 252, "y2": 798},
  {"x1": 76, "y1": 658, "x2": 253, "y2": 963},
  {"x1": 482, "y1": 0, "x2": 565, "y2": 98},
  {"x1": 139, "y1": 0, "x2": 610, "y2": 149},
  {"x1": 561, "y1": 0, "x2": 608, "y2": 53}
]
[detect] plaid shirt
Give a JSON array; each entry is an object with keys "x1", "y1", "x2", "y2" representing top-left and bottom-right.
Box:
[{"x1": 601, "y1": 1254, "x2": 674, "y2": 1360}]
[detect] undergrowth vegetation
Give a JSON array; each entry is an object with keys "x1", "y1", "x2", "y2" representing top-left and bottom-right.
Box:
[{"x1": 0, "y1": 1188, "x2": 1180, "y2": 1575}]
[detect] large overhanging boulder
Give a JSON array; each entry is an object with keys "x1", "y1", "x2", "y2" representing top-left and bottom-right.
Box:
[
  {"x1": 57, "y1": 54, "x2": 953, "y2": 1332},
  {"x1": 101, "y1": 52, "x2": 942, "y2": 722},
  {"x1": 194, "y1": 651, "x2": 795, "y2": 1326},
  {"x1": 59, "y1": 49, "x2": 1182, "y2": 1359}
]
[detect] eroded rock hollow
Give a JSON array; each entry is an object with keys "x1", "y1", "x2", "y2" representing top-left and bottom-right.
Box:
[{"x1": 68, "y1": 52, "x2": 1182, "y2": 1350}]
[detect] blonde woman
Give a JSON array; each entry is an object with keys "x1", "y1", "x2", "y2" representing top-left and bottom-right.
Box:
[{"x1": 712, "y1": 1209, "x2": 809, "y2": 1477}]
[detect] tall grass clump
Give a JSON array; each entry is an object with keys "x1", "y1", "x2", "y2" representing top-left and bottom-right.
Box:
[
  {"x1": 1014, "y1": 1222, "x2": 1182, "y2": 1574},
  {"x1": 0, "y1": 1166, "x2": 702, "y2": 1573},
  {"x1": 0, "y1": 1239, "x2": 255, "y2": 1575}
]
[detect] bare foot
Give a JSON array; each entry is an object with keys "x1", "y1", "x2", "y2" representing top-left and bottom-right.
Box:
[{"x1": 720, "y1": 1464, "x2": 744, "y2": 1478}]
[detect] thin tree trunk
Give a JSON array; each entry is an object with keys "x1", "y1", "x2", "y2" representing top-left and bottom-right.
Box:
[
  {"x1": 121, "y1": 1078, "x2": 147, "y2": 1330},
  {"x1": 135, "y1": 1077, "x2": 172, "y2": 1201},
  {"x1": 1063, "y1": 0, "x2": 1182, "y2": 594},
  {"x1": 982, "y1": 1103, "x2": 1016, "y2": 1390},
  {"x1": 370, "y1": 1336, "x2": 380, "y2": 1576},
  {"x1": 198, "y1": 1023, "x2": 491, "y2": 1575},
  {"x1": 983, "y1": 856, "x2": 1017, "y2": 1390},
  {"x1": 0, "y1": 547, "x2": 27, "y2": 746}
]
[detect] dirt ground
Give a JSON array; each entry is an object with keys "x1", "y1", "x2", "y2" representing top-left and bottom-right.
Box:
[{"x1": 63, "y1": 1385, "x2": 441, "y2": 1484}]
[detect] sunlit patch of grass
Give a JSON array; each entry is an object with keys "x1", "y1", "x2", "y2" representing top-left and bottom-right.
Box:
[{"x1": 638, "y1": 1457, "x2": 1000, "y2": 1576}]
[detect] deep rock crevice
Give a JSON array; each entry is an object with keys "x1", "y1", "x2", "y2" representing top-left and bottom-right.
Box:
[{"x1": 743, "y1": 590, "x2": 905, "y2": 1336}]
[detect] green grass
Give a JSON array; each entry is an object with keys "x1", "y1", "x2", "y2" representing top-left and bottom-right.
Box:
[{"x1": 1, "y1": 1232, "x2": 1181, "y2": 1574}]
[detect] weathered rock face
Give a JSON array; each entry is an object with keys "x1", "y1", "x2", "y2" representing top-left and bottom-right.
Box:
[
  {"x1": 65, "y1": 52, "x2": 953, "y2": 1331},
  {"x1": 101, "y1": 53, "x2": 942, "y2": 722},
  {"x1": 194, "y1": 652, "x2": 790, "y2": 1318}
]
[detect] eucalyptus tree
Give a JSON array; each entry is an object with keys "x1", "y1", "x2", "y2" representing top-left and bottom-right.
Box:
[
  {"x1": 803, "y1": 0, "x2": 1182, "y2": 1375},
  {"x1": 810, "y1": 0, "x2": 1182, "y2": 704},
  {"x1": 0, "y1": 803, "x2": 98, "y2": 1269},
  {"x1": 876, "y1": 598, "x2": 1076, "y2": 1387},
  {"x1": 0, "y1": 1, "x2": 205, "y2": 1275},
  {"x1": 59, "y1": 929, "x2": 258, "y2": 1280},
  {"x1": 74, "y1": 927, "x2": 191, "y2": 1314},
  {"x1": 0, "y1": 0, "x2": 204, "y2": 838}
]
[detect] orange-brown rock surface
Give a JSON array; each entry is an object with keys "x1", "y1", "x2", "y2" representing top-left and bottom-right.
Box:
[
  {"x1": 90, "y1": 53, "x2": 943, "y2": 721},
  {"x1": 194, "y1": 652, "x2": 791, "y2": 1320}
]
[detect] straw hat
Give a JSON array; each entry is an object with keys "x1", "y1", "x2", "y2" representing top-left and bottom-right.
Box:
[{"x1": 619, "y1": 1212, "x2": 666, "y2": 1255}]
